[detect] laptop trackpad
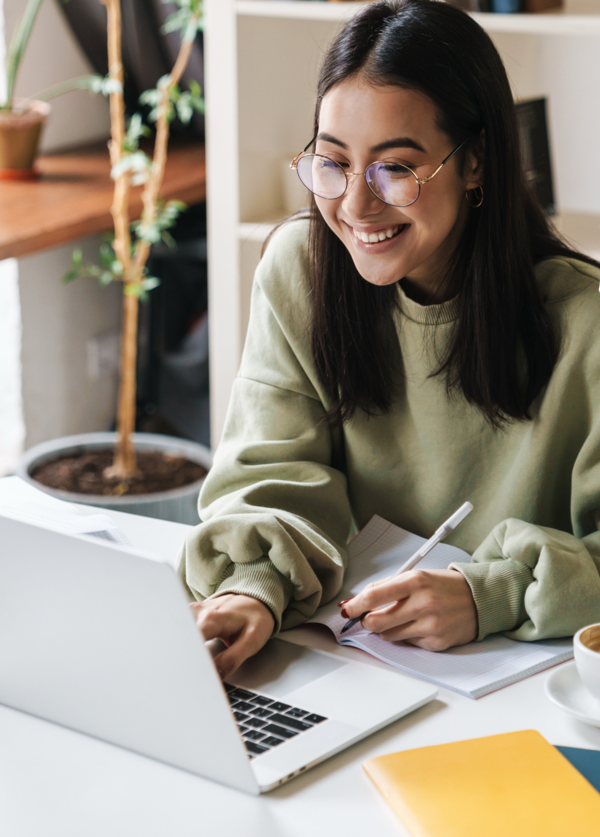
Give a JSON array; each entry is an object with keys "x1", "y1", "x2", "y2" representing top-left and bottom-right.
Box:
[{"x1": 229, "y1": 639, "x2": 346, "y2": 698}]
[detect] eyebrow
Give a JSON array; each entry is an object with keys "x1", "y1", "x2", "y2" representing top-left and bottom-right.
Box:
[{"x1": 316, "y1": 132, "x2": 426, "y2": 154}]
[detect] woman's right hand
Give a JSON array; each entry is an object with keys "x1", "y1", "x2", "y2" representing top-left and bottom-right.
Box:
[{"x1": 190, "y1": 593, "x2": 275, "y2": 680}]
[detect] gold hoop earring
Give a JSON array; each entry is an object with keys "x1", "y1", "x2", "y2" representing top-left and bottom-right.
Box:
[{"x1": 466, "y1": 185, "x2": 483, "y2": 208}]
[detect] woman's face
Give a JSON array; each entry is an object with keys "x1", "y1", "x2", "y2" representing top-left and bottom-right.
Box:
[{"x1": 314, "y1": 78, "x2": 482, "y2": 300}]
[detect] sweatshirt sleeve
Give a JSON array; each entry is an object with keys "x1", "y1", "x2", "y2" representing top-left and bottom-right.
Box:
[
  {"x1": 178, "y1": 222, "x2": 352, "y2": 633},
  {"x1": 450, "y1": 520, "x2": 600, "y2": 641},
  {"x1": 449, "y1": 261, "x2": 600, "y2": 642}
]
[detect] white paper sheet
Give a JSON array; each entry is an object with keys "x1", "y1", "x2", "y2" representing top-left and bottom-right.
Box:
[
  {"x1": 0, "y1": 476, "x2": 131, "y2": 546},
  {"x1": 307, "y1": 515, "x2": 572, "y2": 699}
]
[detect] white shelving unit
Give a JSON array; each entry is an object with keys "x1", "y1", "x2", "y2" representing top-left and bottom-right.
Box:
[{"x1": 204, "y1": 0, "x2": 600, "y2": 447}]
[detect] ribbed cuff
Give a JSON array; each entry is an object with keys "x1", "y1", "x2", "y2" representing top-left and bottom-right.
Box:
[
  {"x1": 210, "y1": 557, "x2": 294, "y2": 634},
  {"x1": 449, "y1": 560, "x2": 532, "y2": 640}
]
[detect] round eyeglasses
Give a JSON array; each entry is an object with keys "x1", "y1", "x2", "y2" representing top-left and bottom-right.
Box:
[{"x1": 290, "y1": 138, "x2": 466, "y2": 208}]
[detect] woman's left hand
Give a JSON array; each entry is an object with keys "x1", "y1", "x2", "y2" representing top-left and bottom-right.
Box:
[{"x1": 341, "y1": 569, "x2": 478, "y2": 651}]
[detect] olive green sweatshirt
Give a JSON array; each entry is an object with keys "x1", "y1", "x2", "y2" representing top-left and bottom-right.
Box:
[{"x1": 178, "y1": 219, "x2": 600, "y2": 643}]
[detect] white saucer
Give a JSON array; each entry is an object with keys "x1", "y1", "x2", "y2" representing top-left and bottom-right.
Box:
[{"x1": 545, "y1": 661, "x2": 600, "y2": 728}]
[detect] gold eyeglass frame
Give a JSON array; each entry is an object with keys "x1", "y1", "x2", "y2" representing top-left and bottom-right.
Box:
[{"x1": 290, "y1": 137, "x2": 467, "y2": 208}]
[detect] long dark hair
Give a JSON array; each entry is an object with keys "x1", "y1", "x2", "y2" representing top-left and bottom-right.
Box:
[{"x1": 306, "y1": 0, "x2": 596, "y2": 428}]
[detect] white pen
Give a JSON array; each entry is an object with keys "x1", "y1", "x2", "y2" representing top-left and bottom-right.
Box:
[{"x1": 340, "y1": 502, "x2": 473, "y2": 634}]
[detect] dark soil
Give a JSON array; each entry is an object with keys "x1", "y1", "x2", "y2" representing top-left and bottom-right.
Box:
[{"x1": 31, "y1": 449, "x2": 207, "y2": 497}]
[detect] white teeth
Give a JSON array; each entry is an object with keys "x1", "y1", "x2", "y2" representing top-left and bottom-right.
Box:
[{"x1": 353, "y1": 226, "x2": 400, "y2": 243}]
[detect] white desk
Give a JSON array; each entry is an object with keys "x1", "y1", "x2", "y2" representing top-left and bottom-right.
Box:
[{"x1": 1, "y1": 508, "x2": 599, "y2": 837}]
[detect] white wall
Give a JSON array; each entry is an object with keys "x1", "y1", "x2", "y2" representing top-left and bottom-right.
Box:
[
  {"x1": 1, "y1": 0, "x2": 120, "y2": 456},
  {"x1": 19, "y1": 237, "x2": 121, "y2": 448}
]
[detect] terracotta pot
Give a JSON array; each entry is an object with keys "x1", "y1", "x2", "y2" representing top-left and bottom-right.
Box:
[
  {"x1": 0, "y1": 99, "x2": 50, "y2": 179},
  {"x1": 17, "y1": 432, "x2": 212, "y2": 526}
]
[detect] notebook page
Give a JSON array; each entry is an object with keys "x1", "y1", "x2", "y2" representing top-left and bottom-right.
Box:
[
  {"x1": 0, "y1": 477, "x2": 132, "y2": 545},
  {"x1": 306, "y1": 515, "x2": 573, "y2": 699}
]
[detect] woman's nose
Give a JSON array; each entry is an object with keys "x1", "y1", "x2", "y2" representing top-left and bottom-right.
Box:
[{"x1": 343, "y1": 172, "x2": 381, "y2": 218}]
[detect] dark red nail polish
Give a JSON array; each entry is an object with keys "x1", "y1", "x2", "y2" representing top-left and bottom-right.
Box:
[
  {"x1": 341, "y1": 608, "x2": 349, "y2": 619},
  {"x1": 337, "y1": 598, "x2": 351, "y2": 608}
]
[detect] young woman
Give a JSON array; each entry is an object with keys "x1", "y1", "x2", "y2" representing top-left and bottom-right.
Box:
[{"x1": 179, "y1": 0, "x2": 600, "y2": 680}]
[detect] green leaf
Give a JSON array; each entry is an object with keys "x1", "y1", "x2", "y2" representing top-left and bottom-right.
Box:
[
  {"x1": 111, "y1": 151, "x2": 152, "y2": 185},
  {"x1": 72, "y1": 248, "x2": 83, "y2": 267},
  {"x1": 162, "y1": 0, "x2": 204, "y2": 40},
  {"x1": 99, "y1": 271, "x2": 114, "y2": 286},
  {"x1": 4, "y1": 0, "x2": 45, "y2": 105},
  {"x1": 123, "y1": 113, "x2": 151, "y2": 153},
  {"x1": 142, "y1": 276, "x2": 161, "y2": 292},
  {"x1": 62, "y1": 268, "x2": 80, "y2": 284},
  {"x1": 139, "y1": 88, "x2": 162, "y2": 109},
  {"x1": 75, "y1": 74, "x2": 123, "y2": 97},
  {"x1": 99, "y1": 242, "x2": 115, "y2": 268}
]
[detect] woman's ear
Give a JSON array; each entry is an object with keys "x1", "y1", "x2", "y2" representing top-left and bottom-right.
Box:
[{"x1": 465, "y1": 129, "x2": 485, "y2": 190}]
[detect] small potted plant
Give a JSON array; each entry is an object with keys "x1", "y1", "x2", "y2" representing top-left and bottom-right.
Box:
[
  {"x1": 17, "y1": 0, "x2": 211, "y2": 525},
  {"x1": 0, "y1": 0, "x2": 119, "y2": 178}
]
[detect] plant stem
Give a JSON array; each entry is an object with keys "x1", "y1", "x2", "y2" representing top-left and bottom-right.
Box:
[
  {"x1": 102, "y1": 0, "x2": 138, "y2": 479},
  {"x1": 103, "y1": 2, "x2": 200, "y2": 480},
  {"x1": 24, "y1": 76, "x2": 96, "y2": 104},
  {"x1": 132, "y1": 21, "x2": 199, "y2": 274},
  {"x1": 114, "y1": 292, "x2": 139, "y2": 476}
]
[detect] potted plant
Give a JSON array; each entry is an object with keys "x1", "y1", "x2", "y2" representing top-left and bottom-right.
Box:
[
  {"x1": 0, "y1": 0, "x2": 119, "y2": 178},
  {"x1": 17, "y1": 0, "x2": 211, "y2": 525}
]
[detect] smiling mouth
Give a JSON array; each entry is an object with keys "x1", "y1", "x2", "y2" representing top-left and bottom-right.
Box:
[{"x1": 351, "y1": 224, "x2": 406, "y2": 243}]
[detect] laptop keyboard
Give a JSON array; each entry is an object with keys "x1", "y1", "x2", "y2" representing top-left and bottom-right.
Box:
[{"x1": 224, "y1": 683, "x2": 329, "y2": 758}]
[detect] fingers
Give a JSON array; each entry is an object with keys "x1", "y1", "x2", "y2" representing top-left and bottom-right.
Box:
[
  {"x1": 377, "y1": 615, "x2": 449, "y2": 649},
  {"x1": 343, "y1": 571, "x2": 424, "y2": 619},
  {"x1": 213, "y1": 623, "x2": 270, "y2": 680},
  {"x1": 190, "y1": 601, "x2": 236, "y2": 643},
  {"x1": 189, "y1": 594, "x2": 275, "y2": 679},
  {"x1": 354, "y1": 569, "x2": 478, "y2": 651},
  {"x1": 360, "y1": 598, "x2": 416, "y2": 634}
]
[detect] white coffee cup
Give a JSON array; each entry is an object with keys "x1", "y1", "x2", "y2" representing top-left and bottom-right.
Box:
[{"x1": 574, "y1": 623, "x2": 600, "y2": 702}]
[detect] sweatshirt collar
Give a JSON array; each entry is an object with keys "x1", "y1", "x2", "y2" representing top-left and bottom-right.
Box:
[{"x1": 396, "y1": 280, "x2": 459, "y2": 325}]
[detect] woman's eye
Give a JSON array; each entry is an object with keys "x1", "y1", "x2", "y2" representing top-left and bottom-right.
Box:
[
  {"x1": 380, "y1": 163, "x2": 411, "y2": 178},
  {"x1": 317, "y1": 158, "x2": 342, "y2": 170},
  {"x1": 383, "y1": 163, "x2": 408, "y2": 174}
]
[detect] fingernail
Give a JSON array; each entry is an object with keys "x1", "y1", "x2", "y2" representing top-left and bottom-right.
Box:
[
  {"x1": 216, "y1": 666, "x2": 225, "y2": 679},
  {"x1": 337, "y1": 599, "x2": 351, "y2": 608},
  {"x1": 341, "y1": 608, "x2": 349, "y2": 619}
]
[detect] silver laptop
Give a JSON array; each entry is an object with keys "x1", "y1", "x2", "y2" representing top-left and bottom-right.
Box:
[{"x1": 0, "y1": 514, "x2": 437, "y2": 794}]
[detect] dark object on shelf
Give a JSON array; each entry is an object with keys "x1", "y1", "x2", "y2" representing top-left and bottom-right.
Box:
[
  {"x1": 489, "y1": 0, "x2": 522, "y2": 11},
  {"x1": 446, "y1": 0, "x2": 489, "y2": 10},
  {"x1": 523, "y1": 0, "x2": 563, "y2": 11},
  {"x1": 516, "y1": 98, "x2": 556, "y2": 216}
]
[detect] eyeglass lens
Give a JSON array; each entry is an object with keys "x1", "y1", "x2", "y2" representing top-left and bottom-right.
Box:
[{"x1": 295, "y1": 155, "x2": 420, "y2": 207}]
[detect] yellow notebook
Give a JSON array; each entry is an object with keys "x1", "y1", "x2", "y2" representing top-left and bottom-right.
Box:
[{"x1": 363, "y1": 730, "x2": 600, "y2": 837}]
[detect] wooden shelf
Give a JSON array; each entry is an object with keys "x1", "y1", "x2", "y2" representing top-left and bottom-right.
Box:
[
  {"x1": 0, "y1": 141, "x2": 206, "y2": 261},
  {"x1": 236, "y1": 1, "x2": 600, "y2": 35}
]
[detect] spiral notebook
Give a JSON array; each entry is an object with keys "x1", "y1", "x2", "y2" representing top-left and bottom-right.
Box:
[{"x1": 306, "y1": 515, "x2": 572, "y2": 699}]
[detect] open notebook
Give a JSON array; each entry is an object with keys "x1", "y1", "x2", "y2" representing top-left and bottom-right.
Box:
[{"x1": 307, "y1": 515, "x2": 572, "y2": 699}]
